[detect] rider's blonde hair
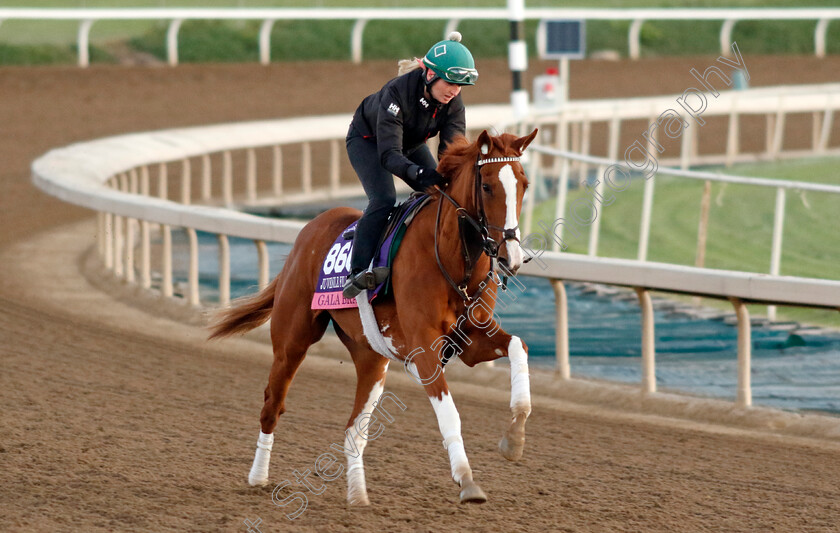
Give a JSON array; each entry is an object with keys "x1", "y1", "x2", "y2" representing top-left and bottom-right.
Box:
[{"x1": 398, "y1": 57, "x2": 424, "y2": 76}]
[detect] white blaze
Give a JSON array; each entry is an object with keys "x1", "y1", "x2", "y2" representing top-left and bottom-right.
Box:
[{"x1": 498, "y1": 164, "x2": 523, "y2": 270}]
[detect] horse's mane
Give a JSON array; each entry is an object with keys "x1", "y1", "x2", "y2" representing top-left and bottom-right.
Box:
[
  {"x1": 438, "y1": 132, "x2": 524, "y2": 185},
  {"x1": 438, "y1": 136, "x2": 478, "y2": 181}
]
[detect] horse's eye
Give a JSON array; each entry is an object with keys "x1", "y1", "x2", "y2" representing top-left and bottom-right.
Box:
[{"x1": 482, "y1": 183, "x2": 492, "y2": 193}]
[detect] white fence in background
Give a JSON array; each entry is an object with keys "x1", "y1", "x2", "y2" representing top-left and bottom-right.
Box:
[
  {"x1": 31, "y1": 84, "x2": 840, "y2": 410},
  {"x1": 517, "y1": 83, "x2": 840, "y2": 261},
  {"x1": 1, "y1": 7, "x2": 839, "y2": 66}
]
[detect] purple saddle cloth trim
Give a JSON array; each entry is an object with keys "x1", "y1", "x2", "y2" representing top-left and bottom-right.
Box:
[{"x1": 311, "y1": 194, "x2": 429, "y2": 310}]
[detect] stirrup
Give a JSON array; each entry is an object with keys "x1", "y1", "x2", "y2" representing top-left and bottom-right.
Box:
[
  {"x1": 342, "y1": 267, "x2": 390, "y2": 299},
  {"x1": 369, "y1": 266, "x2": 390, "y2": 285}
]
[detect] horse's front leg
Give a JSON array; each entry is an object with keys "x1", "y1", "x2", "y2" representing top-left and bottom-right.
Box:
[
  {"x1": 498, "y1": 335, "x2": 531, "y2": 461},
  {"x1": 457, "y1": 319, "x2": 532, "y2": 462},
  {"x1": 404, "y1": 335, "x2": 487, "y2": 504}
]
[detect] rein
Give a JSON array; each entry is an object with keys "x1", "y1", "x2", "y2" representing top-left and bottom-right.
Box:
[{"x1": 432, "y1": 154, "x2": 522, "y2": 305}]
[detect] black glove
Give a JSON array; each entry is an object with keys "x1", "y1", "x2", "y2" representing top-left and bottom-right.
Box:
[{"x1": 413, "y1": 166, "x2": 446, "y2": 191}]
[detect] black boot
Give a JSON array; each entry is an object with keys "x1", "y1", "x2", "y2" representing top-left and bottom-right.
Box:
[
  {"x1": 342, "y1": 267, "x2": 391, "y2": 299},
  {"x1": 342, "y1": 270, "x2": 367, "y2": 299}
]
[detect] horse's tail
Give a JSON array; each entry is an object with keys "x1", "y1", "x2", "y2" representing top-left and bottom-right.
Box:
[{"x1": 207, "y1": 276, "x2": 280, "y2": 340}]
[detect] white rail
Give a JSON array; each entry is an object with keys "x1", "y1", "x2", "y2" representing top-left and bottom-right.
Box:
[
  {"x1": 1, "y1": 7, "x2": 838, "y2": 66},
  {"x1": 31, "y1": 87, "x2": 840, "y2": 410},
  {"x1": 517, "y1": 83, "x2": 840, "y2": 286}
]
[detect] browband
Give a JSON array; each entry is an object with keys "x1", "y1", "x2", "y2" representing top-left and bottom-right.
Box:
[{"x1": 476, "y1": 156, "x2": 520, "y2": 166}]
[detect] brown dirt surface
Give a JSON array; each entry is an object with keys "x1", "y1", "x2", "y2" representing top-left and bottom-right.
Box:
[{"x1": 2, "y1": 55, "x2": 840, "y2": 533}]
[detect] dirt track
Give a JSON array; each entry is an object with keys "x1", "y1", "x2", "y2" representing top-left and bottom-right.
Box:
[{"x1": 3, "y1": 56, "x2": 840, "y2": 532}]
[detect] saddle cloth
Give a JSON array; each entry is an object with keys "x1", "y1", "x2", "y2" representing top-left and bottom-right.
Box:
[{"x1": 311, "y1": 193, "x2": 431, "y2": 310}]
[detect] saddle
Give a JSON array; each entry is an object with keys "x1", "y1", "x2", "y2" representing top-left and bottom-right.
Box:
[{"x1": 311, "y1": 193, "x2": 432, "y2": 310}]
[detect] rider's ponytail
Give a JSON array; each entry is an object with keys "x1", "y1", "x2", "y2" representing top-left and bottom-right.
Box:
[{"x1": 397, "y1": 57, "x2": 424, "y2": 76}]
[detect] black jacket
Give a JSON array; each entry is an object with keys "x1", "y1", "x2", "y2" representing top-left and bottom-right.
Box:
[{"x1": 350, "y1": 68, "x2": 466, "y2": 181}]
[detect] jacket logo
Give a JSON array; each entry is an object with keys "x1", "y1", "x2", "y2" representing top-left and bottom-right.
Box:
[
  {"x1": 387, "y1": 103, "x2": 400, "y2": 116},
  {"x1": 419, "y1": 97, "x2": 429, "y2": 109}
]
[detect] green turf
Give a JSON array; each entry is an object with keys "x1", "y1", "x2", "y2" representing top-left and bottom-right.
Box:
[{"x1": 529, "y1": 156, "x2": 840, "y2": 326}]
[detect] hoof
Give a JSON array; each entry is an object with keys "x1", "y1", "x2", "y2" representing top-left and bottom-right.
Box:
[
  {"x1": 459, "y1": 479, "x2": 487, "y2": 504},
  {"x1": 498, "y1": 434, "x2": 525, "y2": 461}
]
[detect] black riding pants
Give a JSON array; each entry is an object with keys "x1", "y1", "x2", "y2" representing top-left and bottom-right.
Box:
[{"x1": 346, "y1": 125, "x2": 436, "y2": 273}]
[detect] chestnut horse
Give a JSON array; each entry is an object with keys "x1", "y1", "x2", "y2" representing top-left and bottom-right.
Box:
[{"x1": 209, "y1": 128, "x2": 538, "y2": 505}]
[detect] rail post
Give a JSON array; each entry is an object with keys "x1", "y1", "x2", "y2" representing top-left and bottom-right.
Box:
[
  {"x1": 815, "y1": 18, "x2": 831, "y2": 58},
  {"x1": 635, "y1": 287, "x2": 656, "y2": 394},
  {"x1": 167, "y1": 19, "x2": 184, "y2": 66},
  {"x1": 218, "y1": 234, "x2": 230, "y2": 307},
  {"x1": 720, "y1": 19, "x2": 737, "y2": 57},
  {"x1": 551, "y1": 280, "x2": 570, "y2": 380},
  {"x1": 223, "y1": 150, "x2": 233, "y2": 206},
  {"x1": 628, "y1": 19, "x2": 644, "y2": 59},
  {"x1": 162, "y1": 224, "x2": 173, "y2": 298},
  {"x1": 272, "y1": 145, "x2": 283, "y2": 197},
  {"x1": 257, "y1": 240, "x2": 270, "y2": 290},
  {"x1": 259, "y1": 19, "x2": 277, "y2": 65},
  {"x1": 181, "y1": 159, "x2": 191, "y2": 205},
  {"x1": 768, "y1": 187, "x2": 786, "y2": 321},
  {"x1": 187, "y1": 228, "x2": 200, "y2": 306},
  {"x1": 140, "y1": 220, "x2": 151, "y2": 289},
  {"x1": 730, "y1": 297, "x2": 752, "y2": 408},
  {"x1": 351, "y1": 19, "x2": 369, "y2": 64},
  {"x1": 77, "y1": 19, "x2": 94, "y2": 68}
]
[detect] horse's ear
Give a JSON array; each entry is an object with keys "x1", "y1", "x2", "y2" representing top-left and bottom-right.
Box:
[
  {"x1": 476, "y1": 129, "x2": 492, "y2": 156},
  {"x1": 513, "y1": 128, "x2": 538, "y2": 154}
]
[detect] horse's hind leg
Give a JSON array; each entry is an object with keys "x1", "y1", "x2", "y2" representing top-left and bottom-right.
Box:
[
  {"x1": 248, "y1": 297, "x2": 329, "y2": 486},
  {"x1": 334, "y1": 327, "x2": 392, "y2": 506}
]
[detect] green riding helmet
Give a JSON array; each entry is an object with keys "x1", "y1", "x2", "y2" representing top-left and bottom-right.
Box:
[{"x1": 422, "y1": 32, "x2": 479, "y2": 86}]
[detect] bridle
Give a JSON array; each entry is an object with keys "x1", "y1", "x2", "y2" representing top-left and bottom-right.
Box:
[{"x1": 433, "y1": 153, "x2": 522, "y2": 305}]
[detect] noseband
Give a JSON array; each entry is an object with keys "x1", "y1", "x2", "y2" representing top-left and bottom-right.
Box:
[{"x1": 433, "y1": 154, "x2": 522, "y2": 304}]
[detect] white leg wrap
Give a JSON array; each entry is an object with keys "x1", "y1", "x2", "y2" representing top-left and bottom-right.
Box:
[
  {"x1": 430, "y1": 393, "x2": 472, "y2": 484},
  {"x1": 248, "y1": 431, "x2": 273, "y2": 486},
  {"x1": 345, "y1": 380, "x2": 384, "y2": 504},
  {"x1": 508, "y1": 336, "x2": 532, "y2": 416}
]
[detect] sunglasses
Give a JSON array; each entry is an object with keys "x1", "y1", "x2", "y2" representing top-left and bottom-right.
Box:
[{"x1": 445, "y1": 67, "x2": 479, "y2": 85}]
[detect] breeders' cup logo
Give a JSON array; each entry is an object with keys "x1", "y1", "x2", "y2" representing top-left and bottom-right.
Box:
[
  {"x1": 387, "y1": 102, "x2": 400, "y2": 116},
  {"x1": 419, "y1": 97, "x2": 429, "y2": 109}
]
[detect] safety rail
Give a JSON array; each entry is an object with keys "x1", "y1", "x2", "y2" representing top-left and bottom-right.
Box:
[
  {"x1": 517, "y1": 147, "x2": 840, "y2": 405},
  {"x1": 515, "y1": 83, "x2": 840, "y2": 286},
  {"x1": 31, "y1": 88, "x2": 840, "y2": 410},
  {"x1": 1, "y1": 7, "x2": 839, "y2": 67},
  {"x1": 31, "y1": 104, "x2": 514, "y2": 303}
]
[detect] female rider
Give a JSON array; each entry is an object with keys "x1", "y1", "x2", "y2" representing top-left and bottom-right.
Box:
[{"x1": 343, "y1": 32, "x2": 479, "y2": 299}]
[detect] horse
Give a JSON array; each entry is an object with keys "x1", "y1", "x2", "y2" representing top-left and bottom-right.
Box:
[{"x1": 209, "y1": 128, "x2": 538, "y2": 505}]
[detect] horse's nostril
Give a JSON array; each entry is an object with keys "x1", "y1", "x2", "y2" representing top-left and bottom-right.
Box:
[{"x1": 498, "y1": 257, "x2": 520, "y2": 275}]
